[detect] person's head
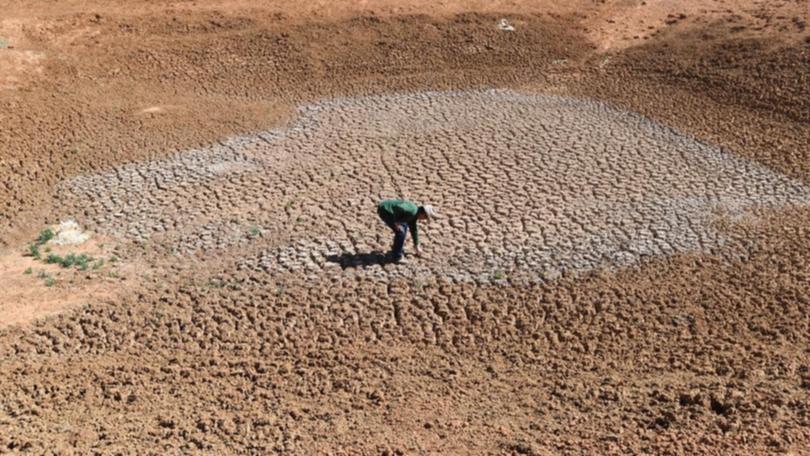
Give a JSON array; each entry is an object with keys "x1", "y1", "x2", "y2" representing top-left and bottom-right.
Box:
[{"x1": 417, "y1": 205, "x2": 437, "y2": 221}]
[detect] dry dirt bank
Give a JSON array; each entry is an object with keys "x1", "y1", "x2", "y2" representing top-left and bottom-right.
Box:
[
  {"x1": 3, "y1": 0, "x2": 807, "y2": 245},
  {"x1": 1, "y1": 0, "x2": 809, "y2": 454},
  {"x1": 1, "y1": 4, "x2": 585, "y2": 246},
  {"x1": 1, "y1": 206, "x2": 808, "y2": 454}
]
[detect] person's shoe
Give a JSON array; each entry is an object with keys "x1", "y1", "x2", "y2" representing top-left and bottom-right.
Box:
[{"x1": 388, "y1": 254, "x2": 407, "y2": 264}]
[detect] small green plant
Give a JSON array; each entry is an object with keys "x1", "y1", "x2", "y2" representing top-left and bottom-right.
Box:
[
  {"x1": 46, "y1": 253, "x2": 64, "y2": 265},
  {"x1": 23, "y1": 267, "x2": 32, "y2": 275},
  {"x1": 107, "y1": 271, "x2": 119, "y2": 279},
  {"x1": 109, "y1": 255, "x2": 119, "y2": 263},
  {"x1": 0, "y1": 39, "x2": 8, "y2": 49},
  {"x1": 75, "y1": 254, "x2": 92, "y2": 271},
  {"x1": 36, "y1": 228, "x2": 55, "y2": 245},
  {"x1": 247, "y1": 225, "x2": 262, "y2": 239},
  {"x1": 36, "y1": 270, "x2": 55, "y2": 287},
  {"x1": 61, "y1": 253, "x2": 78, "y2": 268},
  {"x1": 93, "y1": 259, "x2": 105, "y2": 270},
  {"x1": 493, "y1": 269, "x2": 506, "y2": 281},
  {"x1": 25, "y1": 227, "x2": 56, "y2": 258},
  {"x1": 27, "y1": 243, "x2": 41, "y2": 259},
  {"x1": 44, "y1": 252, "x2": 93, "y2": 270}
]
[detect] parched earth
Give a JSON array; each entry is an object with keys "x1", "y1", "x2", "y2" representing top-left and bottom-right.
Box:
[
  {"x1": 1, "y1": 1, "x2": 809, "y2": 454},
  {"x1": 55, "y1": 90, "x2": 809, "y2": 282}
]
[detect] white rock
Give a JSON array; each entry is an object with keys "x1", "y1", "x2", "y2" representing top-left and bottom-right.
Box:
[{"x1": 49, "y1": 219, "x2": 91, "y2": 246}]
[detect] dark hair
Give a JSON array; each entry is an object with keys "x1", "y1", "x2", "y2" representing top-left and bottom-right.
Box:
[{"x1": 417, "y1": 206, "x2": 426, "y2": 216}]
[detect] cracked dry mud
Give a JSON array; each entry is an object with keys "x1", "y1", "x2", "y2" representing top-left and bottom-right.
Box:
[
  {"x1": 59, "y1": 90, "x2": 809, "y2": 282},
  {"x1": 2, "y1": 1, "x2": 810, "y2": 454}
]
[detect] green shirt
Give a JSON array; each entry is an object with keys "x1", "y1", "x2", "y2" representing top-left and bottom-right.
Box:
[{"x1": 377, "y1": 199, "x2": 420, "y2": 246}]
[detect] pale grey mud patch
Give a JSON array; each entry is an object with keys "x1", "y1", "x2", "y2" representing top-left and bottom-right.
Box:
[
  {"x1": 56, "y1": 90, "x2": 809, "y2": 283},
  {"x1": 49, "y1": 219, "x2": 91, "y2": 246}
]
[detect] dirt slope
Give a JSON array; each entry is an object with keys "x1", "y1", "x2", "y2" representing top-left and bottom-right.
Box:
[{"x1": 0, "y1": 0, "x2": 809, "y2": 454}]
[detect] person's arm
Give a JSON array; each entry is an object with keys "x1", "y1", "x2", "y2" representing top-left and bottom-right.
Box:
[{"x1": 409, "y1": 219, "x2": 420, "y2": 255}]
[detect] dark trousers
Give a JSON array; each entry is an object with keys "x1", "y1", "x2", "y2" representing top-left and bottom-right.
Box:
[
  {"x1": 378, "y1": 208, "x2": 408, "y2": 260},
  {"x1": 389, "y1": 222, "x2": 408, "y2": 260}
]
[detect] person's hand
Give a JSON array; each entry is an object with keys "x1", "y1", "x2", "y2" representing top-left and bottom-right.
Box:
[{"x1": 414, "y1": 247, "x2": 422, "y2": 258}]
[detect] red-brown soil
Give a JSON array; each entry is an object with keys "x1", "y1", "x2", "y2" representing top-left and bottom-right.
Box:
[{"x1": 1, "y1": 0, "x2": 809, "y2": 454}]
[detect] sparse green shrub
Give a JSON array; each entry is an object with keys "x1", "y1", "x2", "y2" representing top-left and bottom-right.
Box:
[
  {"x1": 37, "y1": 270, "x2": 55, "y2": 287},
  {"x1": 247, "y1": 225, "x2": 262, "y2": 239},
  {"x1": 61, "y1": 253, "x2": 78, "y2": 268},
  {"x1": 24, "y1": 227, "x2": 56, "y2": 259},
  {"x1": 27, "y1": 243, "x2": 41, "y2": 259},
  {"x1": 46, "y1": 253, "x2": 64, "y2": 265},
  {"x1": 93, "y1": 259, "x2": 105, "y2": 270},
  {"x1": 43, "y1": 252, "x2": 95, "y2": 270},
  {"x1": 24, "y1": 267, "x2": 32, "y2": 275},
  {"x1": 36, "y1": 228, "x2": 55, "y2": 245},
  {"x1": 75, "y1": 254, "x2": 92, "y2": 271},
  {"x1": 493, "y1": 269, "x2": 506, "y2": 281},
  {"x1": 27, "y1": 225, "x2": 107, "y2": 274}
]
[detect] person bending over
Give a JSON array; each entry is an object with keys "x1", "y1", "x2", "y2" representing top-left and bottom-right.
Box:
[{"x1": 376, "y1": 199, "x2": 436, "y2": 262}]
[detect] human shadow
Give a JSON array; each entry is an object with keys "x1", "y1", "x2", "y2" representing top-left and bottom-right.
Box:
[{"x1": 325, "y1": 251, "x2": 394, "y2": 269}]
